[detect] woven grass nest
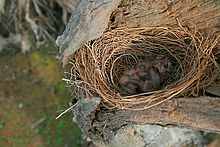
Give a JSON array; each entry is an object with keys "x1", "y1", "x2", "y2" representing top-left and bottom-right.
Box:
[{"x1": 64, "y1": 25, "x2": 220, "y2": 110}]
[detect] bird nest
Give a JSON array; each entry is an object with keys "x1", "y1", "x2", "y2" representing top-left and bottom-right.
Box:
[{"x1": 64, "y1": 26, "x2": 220, "y2": 110}]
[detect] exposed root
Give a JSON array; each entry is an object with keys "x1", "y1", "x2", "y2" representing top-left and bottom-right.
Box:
[{"x1": 0, "y1": 0, "x2": 79, "y2": 41}]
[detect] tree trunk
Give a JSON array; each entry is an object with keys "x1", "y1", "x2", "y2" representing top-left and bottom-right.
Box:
[{"x1": 57, "y1": 0, "x2": 220, "y2": 146}]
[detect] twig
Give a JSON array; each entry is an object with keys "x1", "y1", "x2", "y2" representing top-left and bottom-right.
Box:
[
  {"x1": 31, "y1": 117, "x2": 46, "y2": 129},
  {"x1": 55, "y1": 101, "x2": 79, "y2": 119}
]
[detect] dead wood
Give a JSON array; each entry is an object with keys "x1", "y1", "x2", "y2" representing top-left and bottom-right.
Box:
[
  {"x1": 112, "y1": 0, "x2": 220, "y2": 33},
  {"x1": 57, "y1": 0, "x2": 220, "y2": 146},
  {"x1": 72, "y1": 96, "x2": 220, "y2": 145},
  {"x1": 56, "y1": 0, "x2": 121, "y2": 66},
  {"x1": 57, "y1": 0, "x2": 220, "y2": 66}
]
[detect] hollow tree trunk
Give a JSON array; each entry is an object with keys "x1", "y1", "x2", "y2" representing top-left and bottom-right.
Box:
[{"x1": 57, "y1": 0, "x2": 220, "y2": 146}]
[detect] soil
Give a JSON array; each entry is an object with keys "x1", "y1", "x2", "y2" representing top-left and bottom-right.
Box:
[{"x1": 0, "y1": 43, "x2": 82, "y2": 147}]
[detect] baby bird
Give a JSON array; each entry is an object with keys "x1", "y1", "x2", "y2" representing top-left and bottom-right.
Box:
[{"x1": 119, "y1": 56, "x2": 172, "y2": 95}]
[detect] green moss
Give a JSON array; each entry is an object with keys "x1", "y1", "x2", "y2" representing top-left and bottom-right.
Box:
[
  {"x1": 55, "y1": 137, "x2": 63, "y2": 146},
  {"x1": 0, "y1": 137, "x2": 6, "y2": 144},
  {"x1": 0, "y1": 120, "x2": 4, "y2": 129},
  {"x1": 36, "y1": 115, "x2": 81, "y2": 147},
  {"x1": 30, "y1": 51, "x2": 61, "y2": 85},
  {"x1": 10, "y1": 136, "x2": 29, "y2": 144},
  {"x1": 0, "y1": 41, "x2": 82, "y2": 147},
  {"x1": 37, "y1": 126, "x2": 50, "y2": 136},
  {"x1": 4, "y1": 108, "x2": 14, "y2": 119}
]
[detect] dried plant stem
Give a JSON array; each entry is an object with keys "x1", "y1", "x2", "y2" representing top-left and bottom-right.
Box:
[{"x1": 55, "y1": 101, "x2": 79, "y2": 119}]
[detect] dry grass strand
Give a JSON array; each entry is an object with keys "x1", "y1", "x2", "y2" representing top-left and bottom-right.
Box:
[{"x1": 66, "y1": 26, "x2": 220, "y2": 110}]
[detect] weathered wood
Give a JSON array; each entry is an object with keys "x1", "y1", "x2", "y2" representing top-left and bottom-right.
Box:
[
  {"x1": 127, "y1": 97, "x2": 220, "y2": 133},
  {"x1": 112, "y1": 0, "x2": 220, "y2": 33},
  {"x1": 57, "y1": 0, "x2": 220, "y2": 146},
  {"x1": 72, "y1": 96, "x2": 220, "y2": 146},
  {"x1": 56, "y1": 0, "x2": 121, "y2": 66},
  {"x1": 0, "y1": 0, "x2": 4, "y2": 15},
  {"x1": 56, "y1": 0, "x2": 220, "y2": 67}
]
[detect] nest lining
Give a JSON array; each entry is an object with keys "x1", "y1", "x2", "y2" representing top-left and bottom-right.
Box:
[{"x1": 64, "y1": 26, "x2": 220, "y2": 110}]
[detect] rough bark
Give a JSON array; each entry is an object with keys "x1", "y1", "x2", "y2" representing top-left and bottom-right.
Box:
[
  {"x1": 56, "y1": 0, "x2": 121, "y2": 66},
  {"x1": 57, "y1": 0, "x2": 220, "y2": 146},
  {"x1": 110, "y1": 0, "x2": 220, "y2": 32},
  {"x1": 73, "y1": 97, "x2": 220, "y2": 146},
  {"x1": 56, "y1": 0, "x2": 220, "y2": 66}
]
